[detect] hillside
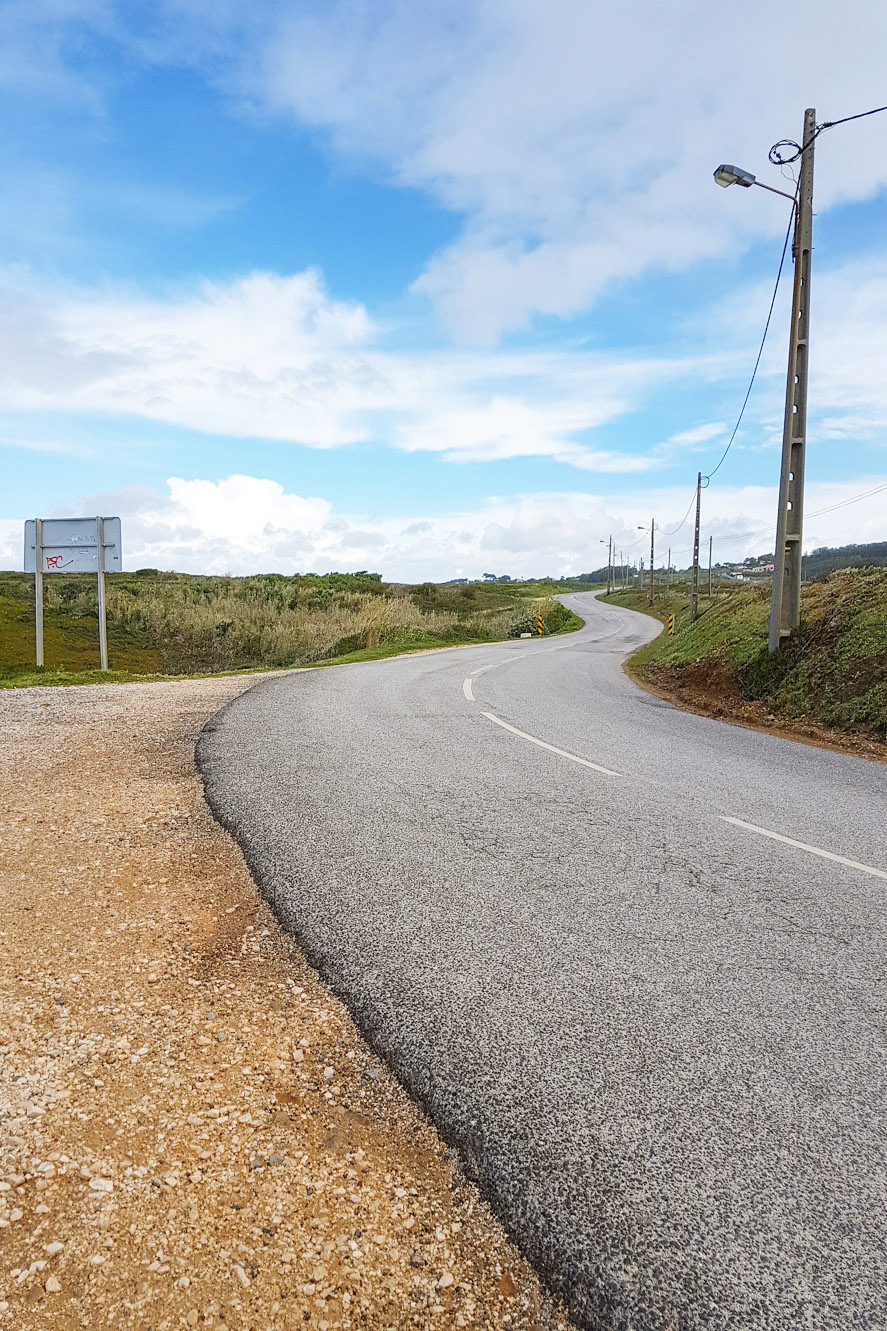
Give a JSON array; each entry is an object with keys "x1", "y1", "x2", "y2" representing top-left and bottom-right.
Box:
[
  {"x1": 801, "y1": 541, "x2": 887, "y2": 579},
  {"x1": 0, "y1": 570, "x2": 585, "y2": 688},
  {"x1": 608, "y1": 567, "x2": 887, "y2": 753}
]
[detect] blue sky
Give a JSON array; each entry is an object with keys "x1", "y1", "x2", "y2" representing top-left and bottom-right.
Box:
[{"x1": 2, "y1": 0, "x2": 886, "y2": 579}]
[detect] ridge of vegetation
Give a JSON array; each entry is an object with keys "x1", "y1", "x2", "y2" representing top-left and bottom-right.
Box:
[
  {"x1": 0, "y1": 571, "x2": 588, "y2": 688},
  {"x1": 607, "y1": 567, "x2": 887, "y2": 750}
]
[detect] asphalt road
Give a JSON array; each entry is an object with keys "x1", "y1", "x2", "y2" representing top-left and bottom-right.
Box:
[{"x1": 198, "y1": 592, "x2": 886, "y2": 1331}]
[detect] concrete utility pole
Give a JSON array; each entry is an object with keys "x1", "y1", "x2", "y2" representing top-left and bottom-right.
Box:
[
  {"x1": 648, "y1": 522, "x2": 655, "y2": 606},
  {"x1": 608, "y1": 535, "x2": 613, "y2": 594},
  {"x1": 667, "y1": 548, "x2": 671, "y2": 589},
  {"x1": 769, "y1": 107, "x2": 815, "y2": 652},
  {"x1": 690, "y1": 472, "x2": 702, "y2": 623}
]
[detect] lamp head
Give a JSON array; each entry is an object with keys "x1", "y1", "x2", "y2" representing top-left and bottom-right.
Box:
[{"x1": 714, "y1": 164, "x2": 756, "y2": 188}]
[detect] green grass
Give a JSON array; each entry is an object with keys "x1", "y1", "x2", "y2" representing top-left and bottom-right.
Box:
[
  {"x1": 0, "y1": 571, "x2": 586, "y2": 689},
  {"x1": 608, "y1": 569, "x2": 887, "y2": 741}
]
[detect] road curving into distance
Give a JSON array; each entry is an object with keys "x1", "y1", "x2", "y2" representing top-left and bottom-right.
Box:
[{"x1": 198, "y1": 592, "x2": 886, "y2": 1330}]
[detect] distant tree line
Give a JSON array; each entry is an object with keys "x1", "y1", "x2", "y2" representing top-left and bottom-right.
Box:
[{"x1": 802, "y1": 542, "x2": 887, "y2": 579}]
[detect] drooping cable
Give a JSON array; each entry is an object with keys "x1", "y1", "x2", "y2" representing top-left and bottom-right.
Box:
[{"x1": 704, "y1": 201, "x2": 796, "y2": 483}]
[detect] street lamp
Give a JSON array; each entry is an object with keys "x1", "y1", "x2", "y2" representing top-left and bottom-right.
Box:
[
  {"x1": 638, "y1": 524, "x2": 654, "y2": 606},
  {"x1": 599, "y1": 537, "x2": 613, "y2": 593},
  {"x1": 714, "y1": 108, "x2": 815, "y2": 651},
  {"x1": 713, "y1": 164, "x2": 798, "y2": 205}
]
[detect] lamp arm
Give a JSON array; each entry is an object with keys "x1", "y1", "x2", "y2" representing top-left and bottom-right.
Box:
[{"x1": 752, "y1": 180, "x2": 798, "y2": 208}]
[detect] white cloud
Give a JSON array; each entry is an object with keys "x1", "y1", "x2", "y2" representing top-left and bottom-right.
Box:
[
  {"x1": 2, "y1": 473, "x2": 884, "y2": 581},
  {"x1": 4, "y1": 2, "x2": 887, "y2": 349},
  {"x1": 0, "y1": 266, "x2": 717, "y2": 469},
  {"x1": 239, "y1": 0, "x2": 887, "y2": 339},
  {"x1": 2, "y1": 255, "x2": 886, "y2": 480},
  {"x1": 667, "y1": 423, "x2": 726, "y2": 448}
]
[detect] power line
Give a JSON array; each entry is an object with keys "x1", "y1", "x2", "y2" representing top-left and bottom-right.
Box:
[
  {"x1": 658, "y1": 485, "x2": 700, "y2": 537},
  {"x1": 704, "y1": 201, "x2": 796, "y2": 482},
  {"x1": 667, "y1": 479, "x2": 887, "y2": 558},
  {"x1": 807, "y1": 480, "x2": 887, "y2": 519},
  {"x1": 622, "y1": 527, "x2": 651, "y2": 549}
]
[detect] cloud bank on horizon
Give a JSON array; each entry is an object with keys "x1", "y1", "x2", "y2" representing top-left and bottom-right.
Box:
[
  {"x1": 1, "y1": 0, "x2": 886, "y2": 576},
  {"x1": 2, "y1": 472, "x2": 884, "y2": 583}
]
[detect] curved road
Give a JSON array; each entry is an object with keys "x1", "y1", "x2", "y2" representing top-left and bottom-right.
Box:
[{"x1": 198, "y1": 592, "x2": 886, "y2": 1330}]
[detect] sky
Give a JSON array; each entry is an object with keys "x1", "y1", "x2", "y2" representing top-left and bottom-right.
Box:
[{"x1": 1, "y1": 0, "x2": 886, "y2": 580}]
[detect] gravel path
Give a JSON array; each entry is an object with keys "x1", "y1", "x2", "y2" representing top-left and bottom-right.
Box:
[{"x1": 0, "y1": 676, "x2": 571, "y2": 1331}]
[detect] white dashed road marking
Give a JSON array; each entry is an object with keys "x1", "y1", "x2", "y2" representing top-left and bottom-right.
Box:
[
  {"x1": 482, "y1": 712, "x2": 621, "y2": 777},
  {"x1": 462, "y1": 677, "x2": 475, "y2": 701},
  {"x1": 722, "y1": 816, "x2": 887, "y2": 882}
]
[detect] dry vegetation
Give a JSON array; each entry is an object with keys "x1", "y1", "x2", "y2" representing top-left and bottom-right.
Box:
[{"x1": 0, "y1": 572, "x2": 581, "y2": 685}]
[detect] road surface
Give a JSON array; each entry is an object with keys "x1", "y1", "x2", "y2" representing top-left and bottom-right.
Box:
[{"x1": 198, "y1": 592, "x2": 886, "y2": 1330}]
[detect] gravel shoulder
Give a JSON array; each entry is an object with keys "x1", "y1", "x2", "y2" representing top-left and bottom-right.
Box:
[{"x1": 0, "y1": 676, "x2": 571, "y2": 1331}]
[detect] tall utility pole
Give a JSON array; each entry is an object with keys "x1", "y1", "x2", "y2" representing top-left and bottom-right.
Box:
[
  {"x1": 769, "y1": 107, "x2": 815, "y2": 652},
  {"x1": 666, "y1": 548, "x2": 671, "y2": 589},
  {"x1": 608, "y1": 535, "x2": 613, "y2": 594},
  {"x1": 690, "y1": 472, "x2": 702, "y2": 622},
  {"x1": 648, "y1": 522, "x2": 655, "y2": 606}
]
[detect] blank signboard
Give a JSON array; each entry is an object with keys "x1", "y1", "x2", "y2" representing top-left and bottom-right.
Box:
[{"x1": 24, "y1": 517, "x2": 122, "y2": 574}]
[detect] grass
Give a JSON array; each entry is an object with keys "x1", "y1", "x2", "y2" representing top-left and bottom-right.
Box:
[
  {"x1": 0, "y1": 571, "x2": 587, "y2": 689},
  {"x1": 607, "y1": 568, "x2": 887, "y2": 742}
]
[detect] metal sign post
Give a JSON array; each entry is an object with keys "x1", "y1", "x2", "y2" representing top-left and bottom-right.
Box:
[
  {"x1": 96, "y1": 516, "x2": 109, "y2": 672},
  {"x1": 24, "y1": 517, "x2": 122, "y2": 671},
  {"x1": 34, "y1": 518, "x2": 44, "y2": 668}
]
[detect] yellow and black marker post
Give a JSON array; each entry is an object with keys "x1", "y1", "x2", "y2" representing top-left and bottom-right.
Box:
[
  {"x1": 535, "y1": 614, "x2": 544, "y2": 635},
  {"x1": 666, "y1": 613, "x2": 675, "y2": 636}
]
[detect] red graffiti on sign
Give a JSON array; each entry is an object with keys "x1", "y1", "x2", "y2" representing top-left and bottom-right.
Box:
[{"x1": 45, "y1": 555, "x2": 74, "y2": 569}]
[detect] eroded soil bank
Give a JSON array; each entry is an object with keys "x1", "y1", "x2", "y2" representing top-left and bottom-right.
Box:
[{"x1": 0, "y1": 676, "x2": 570, "y2": 1330}]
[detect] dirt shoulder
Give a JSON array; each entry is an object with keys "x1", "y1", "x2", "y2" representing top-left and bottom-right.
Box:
[
  {"x1": 624, "y1": 657, "x2": 887, "y2": 764},
  {"x1": 0, "y1": 676, "x2": 570, "y2": 1330}
]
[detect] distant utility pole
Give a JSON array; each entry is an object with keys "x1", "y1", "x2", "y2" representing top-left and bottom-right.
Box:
[
  {"x1": 769, "y1": 107, "x2": 816, "y2": 652},
  {"x1": 708, "y1": 535, "x2": 713, "y2": 598},
  {"x1": 690, "y1": 472, "x2": 702, "y2": 623},
  {"x1": 608, "y1": 535, "x2": 613, "y2": 594},
  {"x1": 667, "y1": 548, "x2": 671, "y2": 589},
  {"x1": 648, "y1": 521, "x2": 655, "y2": 606}
]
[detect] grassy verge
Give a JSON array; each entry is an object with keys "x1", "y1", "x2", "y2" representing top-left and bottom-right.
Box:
[
  {"x1": 0, "y1": 572, "x2": 586, "y2": 689},
  {"x1": 608, "y1": 569, "x2": 887, "y2": 747}
]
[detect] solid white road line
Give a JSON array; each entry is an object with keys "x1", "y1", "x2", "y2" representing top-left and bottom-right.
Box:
[
  {"x1": 463, "y1": 677, "x2": 475, "y2": 701},
  {"x1": 482, "y1": 712, "x2": 621, "y2": 777},
  {"x1": 722, "y1": 816, "x2": 887, "y2": 882}
]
